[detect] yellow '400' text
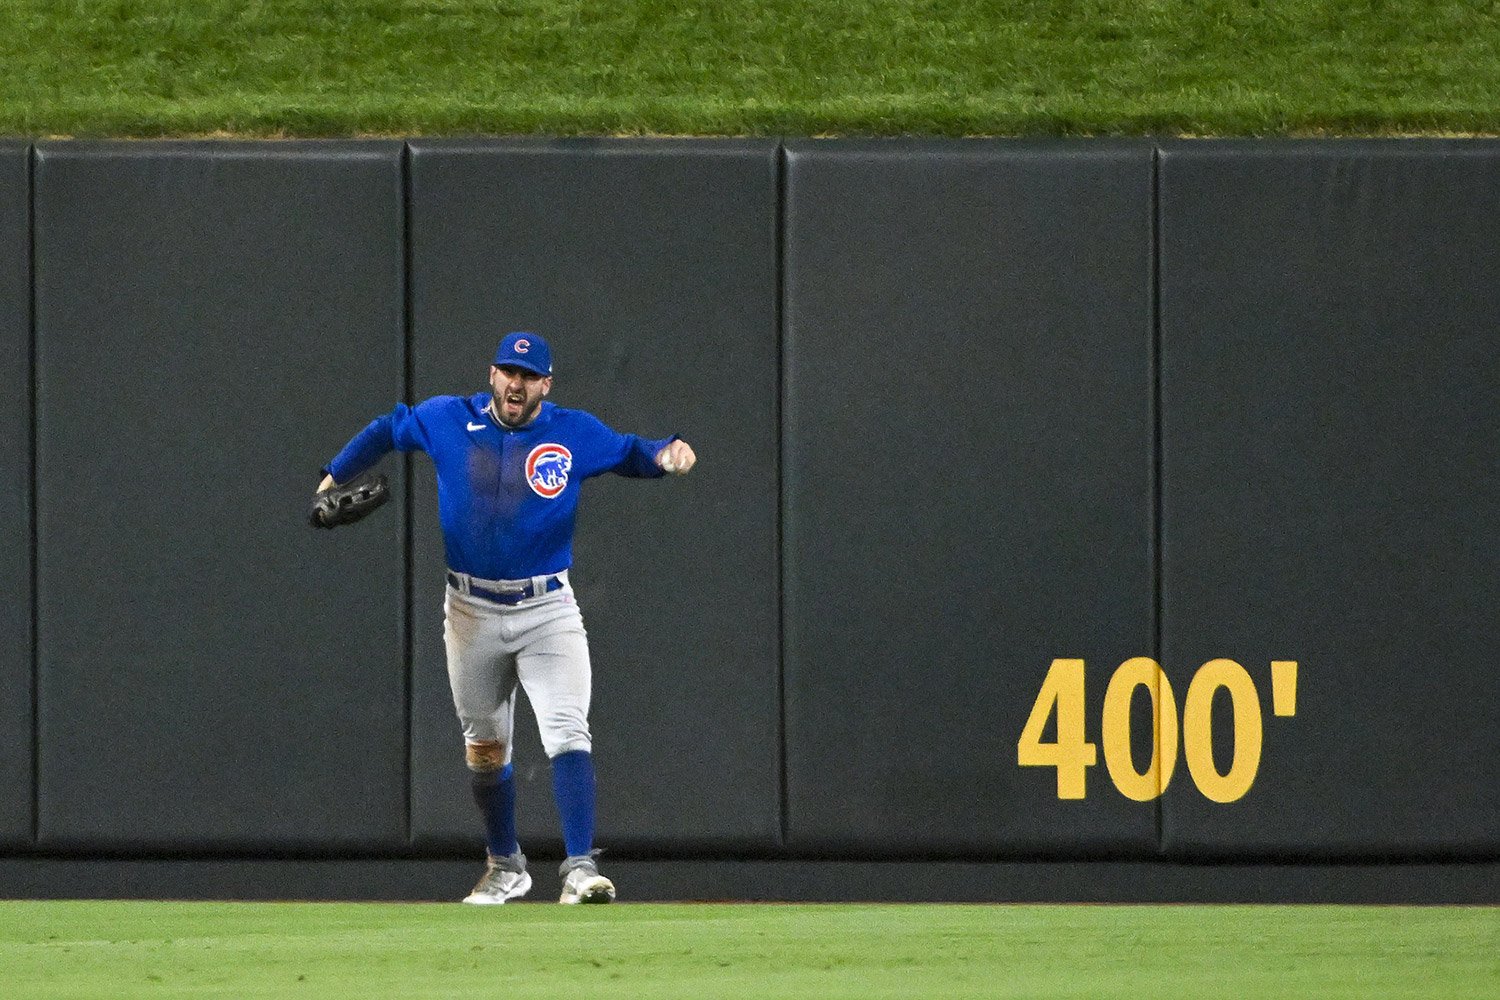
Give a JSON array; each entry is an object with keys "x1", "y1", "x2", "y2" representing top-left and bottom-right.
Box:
[{"x1": 1017, "y1": 658, "x2": 1299, "y2": 802}]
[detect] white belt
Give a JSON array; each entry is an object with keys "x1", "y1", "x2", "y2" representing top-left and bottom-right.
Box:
[{"x1": 447, "y1": 568, "x2": 568, "y2": 599}]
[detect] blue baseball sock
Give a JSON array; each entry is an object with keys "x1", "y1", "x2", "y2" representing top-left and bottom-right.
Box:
[
  {"x1": 470, "y1": 763, "x2": 518, "y2": 858},
  {"x1": 550, "y1": 749, "x2": 596, "y2": 858}
]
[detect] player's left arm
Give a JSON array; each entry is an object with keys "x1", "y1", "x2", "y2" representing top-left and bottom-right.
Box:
[{"x1": 582, "y1": 414, "x2": 695, "y2": 478}]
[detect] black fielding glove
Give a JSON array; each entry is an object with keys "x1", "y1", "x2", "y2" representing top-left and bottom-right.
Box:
[{"x1": 308, "y1": 471, "x2": 390, "y2": 529}]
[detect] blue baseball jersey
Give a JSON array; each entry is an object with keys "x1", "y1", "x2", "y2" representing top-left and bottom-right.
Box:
[{"x1": 325, "y1": 394, "x2": 675, "y2": 580}]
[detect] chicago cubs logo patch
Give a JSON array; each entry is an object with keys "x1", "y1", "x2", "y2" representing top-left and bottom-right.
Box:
[
  {"x1": 526, "y1": 443, "x2": 573, "y2": 498},
  {"x1": 514, "y1": 338, "x2": 531, "y2": 353}
]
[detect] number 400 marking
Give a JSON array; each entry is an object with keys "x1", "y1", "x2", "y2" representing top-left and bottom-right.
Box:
[{"x1": 1017, "y1": 658, "x2": 1299, "y2": 803}]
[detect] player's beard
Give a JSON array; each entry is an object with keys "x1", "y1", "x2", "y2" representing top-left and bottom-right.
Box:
[{"x1": 493, "y1": 387, "x2": 541, "y2": 428}]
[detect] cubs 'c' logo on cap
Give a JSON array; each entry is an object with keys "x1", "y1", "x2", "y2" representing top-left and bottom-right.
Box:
[
  {"x1": 526, "y1": 443, "x2": 572, "y2": 499},
  {"x1": 514, "y1": 339, "x2": 530, "y2": 354}
]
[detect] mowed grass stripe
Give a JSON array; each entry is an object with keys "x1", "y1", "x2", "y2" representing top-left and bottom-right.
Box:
[
  {"x1": 1, "y1": 901, "x2": 1495, "y2": 999},
  {"x1": 4, "y1": 1, "x2": 1500, "y2": 136}
]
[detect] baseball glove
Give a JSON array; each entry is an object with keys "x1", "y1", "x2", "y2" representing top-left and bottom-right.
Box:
[{"x1": 308, "y1": 471, "x2": 390, "y2": 529}]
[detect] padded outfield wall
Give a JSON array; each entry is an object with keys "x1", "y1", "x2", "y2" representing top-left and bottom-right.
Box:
[{"x1": 0, "y1": 139, "x2": 1495, "y2": 901}]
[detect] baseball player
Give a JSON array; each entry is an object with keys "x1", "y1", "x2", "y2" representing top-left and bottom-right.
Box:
[{"x1": 311, "y1": 332, "x2": 695, "y2": 904}]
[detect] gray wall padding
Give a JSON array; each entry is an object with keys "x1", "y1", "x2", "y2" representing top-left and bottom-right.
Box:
[
  {"x1": 781, "y1": 142, "x2": 1157, "y2": 853},
  {"x1": 1158, "y1": 141, "x2": 1500, "y2": 857},
  {"x1": 405, "y1": 140, "x2": 781, "y2": 853},
  {"x1": 33, "y1": 142, "x2": 409, "y2": 849},
  {"x1": 8, "y1": 138, "x2": 1494, "y2": 870},
  {"x1": 0, "y1": 143, "x2": 32, "y2": 846}
]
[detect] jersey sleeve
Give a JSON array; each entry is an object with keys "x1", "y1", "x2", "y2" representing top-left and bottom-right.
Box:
[
  {"x1": 579, "y1": 412, "x2": 677, "y2": 479},
  {"x1": 323, "y1": 399, "x2": 438, "y2": 483}
]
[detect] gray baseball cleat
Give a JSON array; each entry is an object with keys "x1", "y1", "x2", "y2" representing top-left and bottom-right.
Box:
[
  {"x1": 558, "y1": 853, "x2": 615, "y2": 904},
  {"x1": 463, "y1": 850, "x2": 532, "y2": 905}
]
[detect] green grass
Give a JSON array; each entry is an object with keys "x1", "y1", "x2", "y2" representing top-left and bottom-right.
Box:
[
  {"x1": 0, "y1": 901, "x2": 1496, "y2": 999},
  {"x1": 4, "y1": 1, "x2": 1500, "y2": 136}
]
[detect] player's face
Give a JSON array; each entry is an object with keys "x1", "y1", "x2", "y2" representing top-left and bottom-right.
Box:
[{"x1": 490, "y1": 364, "x2": 552, "y2": 427}]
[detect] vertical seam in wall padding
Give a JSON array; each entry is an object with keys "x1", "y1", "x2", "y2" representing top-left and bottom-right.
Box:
[
  {"x1": 400, "y1": 143, "x2": 415, "y2": 846},
  {"x1": 1150, "y1": 144, "x2": 1164, "y2": 854},
  {"x1": 775, "y1": 141, "x2": 789, "y2": 848},
  {"x1": 28, "y1": 145, "x2": 38, "y2": 844}
]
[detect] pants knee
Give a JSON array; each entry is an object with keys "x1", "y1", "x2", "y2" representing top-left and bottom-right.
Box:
[
  {"x1": 545, "y1": 733, "x2": 592, "y2": 757},
  {"x1": 537, "y1": 706, "x2": 591, "y2": 757},
  {"x1": 466, "y1": 740, "x2": 508, "y2": 773}
]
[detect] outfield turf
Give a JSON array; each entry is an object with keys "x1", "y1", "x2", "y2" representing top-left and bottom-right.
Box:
[
  {"x1": 0, "y1": 901, "x2": 1495, "y2": 999},
  {"x1": 5, "y1": 1, "x2": 1500, "y2": 136}
]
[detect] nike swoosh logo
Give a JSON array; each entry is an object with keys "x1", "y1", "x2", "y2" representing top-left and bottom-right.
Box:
[{"x1": 467, "y1": 421, "x2": 486, "y2": 431}]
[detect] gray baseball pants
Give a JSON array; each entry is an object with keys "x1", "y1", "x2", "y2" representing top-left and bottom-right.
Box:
[{"x1": 442, "y1": 578, "x2": 593, "y2": 762}]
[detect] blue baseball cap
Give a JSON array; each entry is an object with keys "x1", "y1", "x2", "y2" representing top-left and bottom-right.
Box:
[{"x1": 493, "y1": 332, "x2": 553, "y2": 376}]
